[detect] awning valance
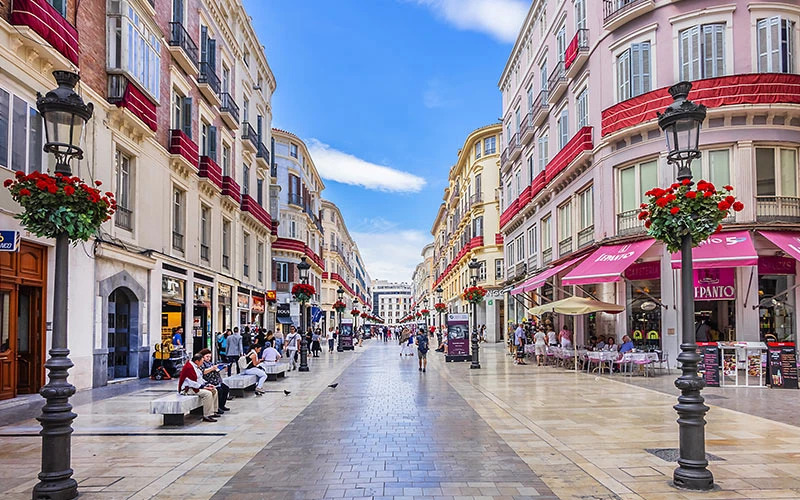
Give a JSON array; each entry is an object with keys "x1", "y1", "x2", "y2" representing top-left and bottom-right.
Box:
[
  {"x1": 758, "y1": 231, "x2": 800, "y2": 262},
  {"x1": 521, "y1": 255, "x2": 585, "y2": 292},
  {"x1": 562, "y1": 240, "x2": 655, "y2": 285},
  {"x1": 670, "y1": 230, "x2": 757, "y2": 269}
]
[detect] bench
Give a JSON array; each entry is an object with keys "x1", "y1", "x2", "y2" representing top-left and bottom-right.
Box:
[
  {"x1": 261, "y1": 362, "x2": 287, "y2": 381},
  {"x1": 150, "y1": 393, "x2": 203, "y2": 426},
  {"x1": 224, "y1": 373, "x2": 258, "y2": 397}
]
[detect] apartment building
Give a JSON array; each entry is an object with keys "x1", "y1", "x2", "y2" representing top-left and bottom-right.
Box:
[
  {"x1": 430, "y1": 124, "x2": 505, "y2": 341},
  {"x1": 499, "y1": 0, "x2": 800, "y2": 358},
  {"x1": 372, "y1": 280, "x2": 412, "y2": 328},
  {"x1": 0, "y1": 0, "x2": 276, "y2": 399},
  {"x1": 411, "y1": 243, "x2": 434, "y2": 328}
]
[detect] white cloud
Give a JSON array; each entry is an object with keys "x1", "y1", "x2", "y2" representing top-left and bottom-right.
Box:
[
  {"x1": 414, "y1": 0, "x2": 527, "y2": 43},
  {"x1": 307, "y1": 139, "x2": 426, "y2": 193},
  {"x1": 423, "y1": 78, "x2": 457, "y2": 109},
  {"x1": 352, "y1": 229, "x2": 430, "y2": 283}
]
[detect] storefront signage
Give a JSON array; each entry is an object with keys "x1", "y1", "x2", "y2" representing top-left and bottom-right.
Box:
[
  {"x1": 624, "y1": 261, "x2": 661, "y2": 281},
  {"x1": 194, "y1": 284, "x2": 211, "y2": 307},
  {"x1": 0, "y1": 230, "x2": 20, "y2": 252},
  {"x1": 446, "y1": 313, "x2": 470, "y2": 358},
  {"x1": 162, "y1": 277, "x2": 184, "y2": 302},
  {"x1": 218, "y1": 284, "x2": 232, "y2": 305},
  {"x1": 237, "y1": 293, "x2": 250, "y2": 309},
  {"x1": 694, "y1": 268, "x2": 735, "y2": 301},
  {"x1": 276, "y1": 303, "x2": 292, "y2": 325},
  {"x1": 697, "y1": 342, "x2": 720, "y2": 387},
  {"x1": 251, "y1": 295, "x2": 265, "y2": 313},
  {"x1": 758, "y1": 256, "x2": 796, "y2": 275},
  {"x1": 768, "y1": 342, "x2": 798, "y2": 389},
  {"x1": 266, "y1": 290, "x2": 277, "y2": 302}
]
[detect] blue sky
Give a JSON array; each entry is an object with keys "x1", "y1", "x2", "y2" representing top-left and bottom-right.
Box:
[{"x1": 245, "y1": 0, "x2": 527, "y2": 282}]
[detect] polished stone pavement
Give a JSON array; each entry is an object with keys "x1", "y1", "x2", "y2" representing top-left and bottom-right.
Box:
[{"x1": 211, "y1": 343, "x2": 556, "y2": 500}]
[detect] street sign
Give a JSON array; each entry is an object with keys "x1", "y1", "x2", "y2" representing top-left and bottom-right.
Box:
[{"x1": 0, "y1": 230, "x2": 20, "y2": 252}]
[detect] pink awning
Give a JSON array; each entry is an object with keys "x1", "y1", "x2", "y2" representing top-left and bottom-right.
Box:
[
  {"x1": 671, "y1": 230, "x2": 757, "y2": 269},
  {"x1": 510, "y1": 282, "x2": 527, "y2": 296},
  {"x1": 523, "y1": 256, "x2": 585, "y2": 292},
  {"x1": 562, "y1": 239, "x2": 655, "y2": 285},
  {"x1": 758, "y1": 231, "x2": 800, "y2": 262}
]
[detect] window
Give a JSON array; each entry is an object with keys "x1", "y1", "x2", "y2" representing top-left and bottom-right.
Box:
[
  {"x1": 243, "y1": 232, "x2": 250, "y2": 277},
  {"x1": 618, "y1": 160, "x2": 658, "y2": 214},
  {"x1": 679, "y1": 24, "x2": 724, "y2": 81},
  {"x1": 200, "y1": 205, "x2": 210, "y2": 262},
  {"x1": 690, "y1": 149, "x2": 730, "y2": 187},
  {"x1": 539, "y1": 6, "x2": 546, "y2": 38},
  {"x1": 579, "y1": 186, "x2": 593, "y2": 231},
  {"x1": 515, "y1": 108, "x2": 521, "y2": 134},
  {"x1": 617, "y1": 42, "x2": 651, "y2": 101},
  {"x1": 527, "y1": 225, "x2": 537, "y2": 255},
  {"x1": 290, "y1": 143, "x2": 298, "y2": 158},
  {"x1": 243, "y1": 49, "x2": 249, "y2": 67},
  {"x1": 576, "y1": 88, "x2": 588, "y2": 130},
  {"x1": 242, "y1": 164, "x2": 250, "y2": 195},
  {"x1": 541, "y1": 215, "x2": 552, "y2": 252},
  {"x1": 115, "y1": 150, "x2": 132, "y2": 230},
  {"x1": 557, "y1": 108, "x2": 569, "y2": 149},
  {"x1": 540, "y1": 60, "x2": 548, "y2": 94},
  {"x1": 472, "y1": 216, "x2": 484, "y2": 238},
  {"x1": 537, "y1": 133, "x2": 549, "y2": 172},
  {"x1": 575, "y1": 0, "x2": 586, "y2": 31},
  {"x1": 757, "y1": 17, "x2": 795, "y2": 73},
  {"x1": 475, "y1": 141, "x2": 481, "y2": 159},
  {"x1": 516, "y1": 234, "x2": 525, "y2": 263},
  {"x1": 527, "y1": 85, "x2": 534, "y2": 112},
  {"x1": 556, "y1": 25, "x2": 566, "y2": 62},
  {"x1": 495, "y1": 259, "x2": 504, "y2": 279},
  {"x1": 0, "y1": 90, "x2": 43, "y2": 173},
  {"x1": 756, "y1": 147, "x2": 798, "y2": 197},
  {"x1": 222, "y1": 219, "x2": 231, "y2": 269},
  {"x1": 47, "y1": 0, "x2": 66, "y2": 16},
  {"x1": 290, "y1": 220, "x2": 297, "y2": 238},
  {"x1": 484, "y1": 136, "x2": 496, "y2": 154},
  {"x1": 475, "y1": 173, "x2": 482, "y2": 197},
  {"x1": 478, "y1": 261, "x2": 487, "y2": 282},
  {"x1": 257, "y1": 242, "x2": 264, "y2": 282},
  {"x1": 107, "y1": 0, "x2": 161, "y2": 100},
  {"x1": 172, "y1": 91, "x2": 192, "y2": 137},
  {"x1": 515, "y1": 170, "x2": 522, "y2": 196},
  {"x1": 172, "y1": 188, "x2": 185, "y2": 252},
  {"x1": 222, "y1": 65, "x2": 230, "y2": 93},
  {"x1": 558, "y1": 202, "x2": 571, "y2": 243},
  {"x1": 242, "y1": 97, "x2": 249, "y2": 123},
  {"x1": 257, "y1": 178, "x2": 263, "y2": 205},
  {"x1": 201, "y1": 121, "x2": 209, "y2": 156},
  {"x1": 277, "y1": 262, "x2": 289, "y2": 282},
  {"x1": 222, "y1": 143, "x2": 230, "y2": 177},
  {"x1": 527, "y1": 156, "x2": 535, "y2": 183},
  {"x1": 506, "y1": 123, "x2": 512, "y2": 145},
  {"x1": 506, "y1": 181, "x2": 514, "y2": 205}
]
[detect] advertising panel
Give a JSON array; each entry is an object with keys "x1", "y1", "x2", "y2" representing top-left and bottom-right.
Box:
[{"x1": 446, "y1": 313, "x2": 470, "y2": 362}]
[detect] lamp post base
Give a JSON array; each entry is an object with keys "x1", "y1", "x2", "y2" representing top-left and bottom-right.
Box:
[{"x1": 33, "y1": 477, "x2": 78, "y2": 500}]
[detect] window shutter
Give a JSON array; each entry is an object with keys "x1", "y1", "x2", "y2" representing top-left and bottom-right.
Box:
[
  {"x1": 617, "y1": 49, "x2": 630, "y2": 101},
  {"x1": 208, "y1": 125, "x2": 217, "y2": 162},
  {"x1": 631, "y1": 43, "x2": 650, "y2": 96},
  {"x1": 288, "y1": 263, "x2": 295, "y2": 282},
  {"x1": 200, "y1": 26, "x2": 208, "y2": 63},
  {"x1": 680, "y1": 27, "x2": 699, "y2": 81},
  {"x1": 782, "y1": 19, "x2": 794, "y2": 73},
  {"x1": 757, "y1": 18, "x2": 769, "y2": 72},
  {"x1": 172, "y1": 0, "x2": 183, "y2": 23},
  {"x1": 769, "y1": 16, "x2": 781, "y2": 72},
  {"x1": 272, "y1": 260, "x2": 278, "y2": 282},
  {"x1": 209, "y1": 39, "x2": 217, "y2": 72},
  {"x1": 182, "y1": 96, "x2": 192, "y2": 137}
]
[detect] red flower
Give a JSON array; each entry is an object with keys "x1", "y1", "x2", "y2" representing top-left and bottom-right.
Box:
[
  {"x1": 15, "y1": 170, "x2": 24, "y2": 178},
  {"x1": 666, "y1": 193, "x2": 676, "y2": 202},
  {"x1": 105, "y1": 192, "x2": 114, "y2": 198},
  {"x1": 638, "y1": 211, "x2": 648, "y2": 220},
  {"x1": 640, "y1": 203, "x2": 648, "y2": 209},
  {"x1": 724, "y1": 185, "x2": 733, "y2": 191},
  {"x1": 94, "y1": 180, "x2": 103, "y2": 186},
  {"x1": 19, "y1": 188, "x2": 31, "y2": 196},
  {"x1": 681, "y1": 179, "x2": 691, "y2": 186},
  {"x1": 645, "y1": 220, "x2": 652, "y2": 228},
  {"x1": 685, "y1": 191, "x2": 697, "y2": 199},
  {"x1": 715, "y1": 224, "x2": 723, "y2": 233},
  {"x1": 656, "y1": 198, "x2": 669, "y2": 207},
  {"x1": 732, "y1": 201, "x2": 744, "y2": 212},
  {"x1": 3, "y1": 179, "x2": 12, "y2": 188},
  {"x1": 704, "y1": 183, "x2": 716, "y2": 192},
  {"x1": 47, "y1": 185, "x2": 57, "y2": 194},
  {"x1": 703, "y1": 191, "x2": 713, "y2": 198},
  {"x1": 36, "y1": 180, "x2": 48, "y2": 190},
  {"x1": 670, "y1": 206, "x2": 680, "y2": 215},
  {"x1": 671, "y1": 183, "x2": 680, "y2": 189},
  {"x1": 64, "y1": 185, "x2": 75, "y2": 195},
  {"x1": 718, "y1": 201, "x2": 730, "y2": 211},
  {"x1": 725, "y1": 195, "x2": 735, "y2": 204}
]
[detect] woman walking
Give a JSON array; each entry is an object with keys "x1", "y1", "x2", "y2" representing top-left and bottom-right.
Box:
[{"x1": 533, "y1": 327, "x2": 547, "y2": 366}]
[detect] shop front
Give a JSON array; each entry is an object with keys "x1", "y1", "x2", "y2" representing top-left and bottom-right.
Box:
[
  {"x1": 237, "y1": 290, "x2": 250, "y2": 330},
  {"x1": 218, "y1": 284, "x2": 232, "y2": 333},
  {"x1": 193, "y1": 283, "x2": 213, "y2": 355},
  {"x1": 623, "y1": 260, "x2": 663, "y2": 349},
  {"x1": 251, "y1": 293, "x2": 265, "y2": 328},
  {"x1": 161, "y1": 276, "x2": 186, "y2": 345}
]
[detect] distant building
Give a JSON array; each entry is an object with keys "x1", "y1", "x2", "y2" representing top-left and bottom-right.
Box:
[{"x1": 372, "y1": 280, "x2": 413, "y2": 328}]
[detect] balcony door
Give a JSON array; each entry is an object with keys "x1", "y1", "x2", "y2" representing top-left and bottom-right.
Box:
[{"x1": 172, "y1": 0, "x2": 184, "y2": 23}]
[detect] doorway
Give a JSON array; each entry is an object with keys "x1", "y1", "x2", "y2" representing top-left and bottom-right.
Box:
[{"x1": 108, "y1": 288, "x2": 134, "y2": 380}]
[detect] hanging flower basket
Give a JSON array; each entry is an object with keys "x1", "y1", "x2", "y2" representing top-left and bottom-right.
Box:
[
  {"x1": 462, "y1": 286, "x2": 487, "y2": 304},
  {"x1": 640, "y1": 180, "x2": 743, "y2": 253},
  {"x1": 4, "y1": 171, "x2": 116, "y2": 243},
  {"x1": 332, "y1": 300, "x2": 346, "y2": 312},
  {"x1": 291, "y1": 283, "x2": 315, "y2": 304},
  {"x1": 360, "y1": 312, "x2": 368, "y2": 318},
  {"x1": 429, "y1": 325, "x2": 436, "y2": 333},
  {"x1": 420, "y1": 309, "x2": 430, "y2": 316},
  {"x1": 350, "y1": 308, "x2": 360, "y2": 316},
  {"x1": 434, "y1": 302, "x2": 447, "y2": 312}
]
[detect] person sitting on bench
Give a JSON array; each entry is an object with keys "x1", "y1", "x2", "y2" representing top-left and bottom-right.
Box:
[
  {"x1": 178, "y1": 353, "x2": 221, "y2": 422},
  {"x1": 198, "y1": 348, "x2": 230, "y2": 413}
]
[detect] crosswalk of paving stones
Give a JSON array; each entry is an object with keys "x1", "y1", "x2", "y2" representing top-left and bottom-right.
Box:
[{"x1": 212, "y1": 343, "x2": 557, "y2": 500}]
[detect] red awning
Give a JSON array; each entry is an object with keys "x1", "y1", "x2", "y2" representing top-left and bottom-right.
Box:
[
  {"x1": 671, "y1": 230, "x2": 757, "y2": 269},
  {"x1": 562, "y1": 240, "x2": 655, "y2": 285}
]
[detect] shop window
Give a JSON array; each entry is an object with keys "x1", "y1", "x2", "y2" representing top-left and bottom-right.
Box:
[
  {"x1": 756, "y1": 147, "x2": 798, "y2": 197},
  {"x1": 0, "y1": 89, "x2": 44, "y2": 173}
]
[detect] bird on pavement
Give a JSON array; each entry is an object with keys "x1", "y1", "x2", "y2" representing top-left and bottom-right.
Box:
[
  {"x1": 328, "y1": 383, "x2": 338, "y2": 389},
  {"x1": 283, "y1": 390, "x2": 291, "y2": 396}
]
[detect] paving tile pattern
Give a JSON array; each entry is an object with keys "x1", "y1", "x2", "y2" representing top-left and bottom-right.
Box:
[{"x1": 212, "y1": 344, "x2": 556, "y2": 500}]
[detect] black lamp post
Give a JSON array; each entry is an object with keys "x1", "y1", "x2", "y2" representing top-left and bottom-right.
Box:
[
  {"x1": 32, "y1": 71, "x2": 93, "y2": 500},
  {"x1": 336, "y1": 286, "x2": 344, "y2": 352},
  {"x1": 436, "y1": 286, "x2": 444, "y2": 346},
  {"x1": 658, "y1": 81, "x2": 713, "y2": 491},
  {"x1": 297, "y1": 256, "x2": 311, "y2": 372},
  {"x1": 468, "y1": 258, "x2": 481, "y2": 369},
  {"x1": 422, "y1": 297, "x2": 429, "y2": 333}
]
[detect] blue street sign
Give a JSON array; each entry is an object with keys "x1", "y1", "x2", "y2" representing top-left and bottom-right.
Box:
[{"x1": 0, "y1": 230, "x2": 20, "y2": 252}]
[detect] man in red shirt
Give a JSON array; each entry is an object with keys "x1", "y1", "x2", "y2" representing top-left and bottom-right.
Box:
[{"x1": 178, "y1": 353, "x2": 221, "y2": 422}]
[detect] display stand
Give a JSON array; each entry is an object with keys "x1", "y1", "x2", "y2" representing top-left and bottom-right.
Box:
[
  {"x1": 445, "y1": 313, "x2": 470, "y2": 362},
  {"x1": 718, "y1": 341, "x2": 767, "y2": 388}
]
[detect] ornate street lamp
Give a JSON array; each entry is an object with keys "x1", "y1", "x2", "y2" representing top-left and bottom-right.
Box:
[
  {"x1": 33, "y1": 71, "x2": 93, "y2": 500},
  {"x1": 436, "y1": 286, "x2": 444, "y2": 347},
  {"x1": 297, "y1": 256, "x2": 311, "y2": 372},
  {"x1": 468, "y1": 258, "x2": 481, "y2": 369},
  {"x1": 336, "y1": 286, "x2": 344, "y2": 352},
  {"x1": 658, "y1": 81, "x2": 712, "y2": 491}
]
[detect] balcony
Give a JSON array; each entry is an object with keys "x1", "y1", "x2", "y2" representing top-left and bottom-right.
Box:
[
  {"x1": 256, "y1": 142, "x2": 270, "y2": 168},
  {"x1": 168, "y1": 22, "x2": 199, "y2": 75},
  {"x1": 449, "y1": 184, "x2": 461, "y2": 204},
  {"x1": 241, "y1": 122, "x2": 258, "y2": 154},
  {"x1": 548, "y1": 60, "x2": 567, "y2": 104},
  {"x1": 288, "y1": 193, "x2": 303, "y2": 208},
  {"x1": 558, "y1": 236, "x2": 573, "y2": 258},
  {"x1": 241, "y1": 194, "x2": 272, "y2": 231},
  {"x1": 603, "y1": 0, "x2": 654, "y2": 31},
  {"x1": 219, "y1": 93, "x2": 240, "y2": 130},
  {"x1": 577, "y1": 225, "x2": 594, "y2": 248},
  {"x1": 10, "y1": 0, "x2": 79, "y2": 66},
  {"x1": 221, "y1": 176, "x2": 241, "y2": 204},
  {"x1": 565, "y1": 29, "x2": 590, "y2": 78},
  {"x1": 532, "y1": 89, "x2": 550, "y2": 127},
  {"x1": 617, "y1": 209, "x2": 646, "y2": 235},
  {"x1": 520, "y1": 114, "x2": 534, "y2": 145},
  {"x1": 106, "y1": 74, "x2": 157, "y2": 135},
  {"x1": 542, "y1": 247, "x2": 553, "y2": 265},
  {"x1": 756, "y1": 196, "x2": 800, "y2": 222},
  {"x1": 198, "y1": 155, "x2": 223, "y2": 190},
  {"x1": 169, "y1": 129, "x2": 199, "y2": 175},
  {"x1": 509, "y1": 133, "x2": 522, "y2": 162},
  {"x1": 115, "y1": 206, "x2": 133, "y2": 231},
  {"x1": 469, "y1": 193, "x2": 483, "y2": 209},
  {"x1": 197, "y1": 62, "x2": 221, "y2": 106}
]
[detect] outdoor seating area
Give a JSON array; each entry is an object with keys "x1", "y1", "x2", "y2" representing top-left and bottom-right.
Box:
[{"x1": 525, "y1": 344, "x2": 669, "y2": 377}]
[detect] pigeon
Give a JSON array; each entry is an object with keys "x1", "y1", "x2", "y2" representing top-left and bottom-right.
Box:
[
  {"x1": 328, "y1": 383, "x2": 338, "y2": 389},
  {"x1": 283, "y1": 390, "x2": 291, "y2": 396}
]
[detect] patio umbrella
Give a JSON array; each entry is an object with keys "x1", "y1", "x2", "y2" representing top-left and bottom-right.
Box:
[{"x1": 529, "y1": 296, "x2": 624, "y2": 370}]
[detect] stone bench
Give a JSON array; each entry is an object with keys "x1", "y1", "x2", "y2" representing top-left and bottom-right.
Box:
[
  {"x1": 224, "y1": 373, "x2": 258, "y2": 397},
  {"x1": 150, "y1": 393, "x2": 203, "y2": 426},
  {"x1": 260, "y1": 362, "x2": 287, "y2": 381}
]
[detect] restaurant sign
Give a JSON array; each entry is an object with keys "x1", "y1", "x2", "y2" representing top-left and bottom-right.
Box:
[{"x1": 694, "y1": 268, "x2": 735, "y2": 301}]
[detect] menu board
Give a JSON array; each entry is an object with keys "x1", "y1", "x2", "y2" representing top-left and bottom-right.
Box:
[
  {"x1": 722, "y1": 351, "x2": 737, "y2": 377},
  {"x1": 697, "y1": 343, "x2": 720, "y2": 387},
  {"x1": 768, "y1": 343, "x2": 798, "y2": 389}
]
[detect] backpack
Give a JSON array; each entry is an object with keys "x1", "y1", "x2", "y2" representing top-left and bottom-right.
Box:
[
  {"x1": 238, "y1": 350, "x2": 254, "y2": 372},
  {"x1": 417, "y1": 335, "x2": 429, "y2": 353}
]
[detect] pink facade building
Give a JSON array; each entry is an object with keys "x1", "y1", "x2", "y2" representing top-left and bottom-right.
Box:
[{"x1": 498, "y1": 0, "x2": 800, "y2": 359}]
